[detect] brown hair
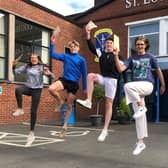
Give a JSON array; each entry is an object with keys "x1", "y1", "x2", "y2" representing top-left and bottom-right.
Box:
[
  {"x1": 67, "y1": 40, "x2": 80, "y2": 47},
  {"x1": 105, "y1": 36, "x2": 114, "y2": 42},
  {"x1": 28, "y1": 53, "x2": 43, "y2": 66},
  {"x1": 134, "y1": 36, "x2": 150, "y2": 51}
]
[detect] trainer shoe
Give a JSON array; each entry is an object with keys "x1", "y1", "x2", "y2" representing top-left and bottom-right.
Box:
[
  {"x1": 59, "y1": 128, "x2": 67, "y2": 138},
  {"x1": 133, "y1": 106, "x2": 147, "y2": 119},
  {"x1": 76, "y1": 99, "x2": 92, "y2": 109},
  {"x1": 55, "y1": 104, "x2": 62, "y2": 112},
  {"x1": 97, "y1": 129, "x2": 108, "y2": 142},
  {"x1": 132, "y1": 142, "x2": 146, "y2": 155},
  {"x1": 55, "y1": 100, "x2": 63, "y2": 112},
  {"x1": 12, "y1": 109, "x2": 24, "y2": 116},
  {"x1": 25, "y1": 132, "x2": 35, "y2": 147}
]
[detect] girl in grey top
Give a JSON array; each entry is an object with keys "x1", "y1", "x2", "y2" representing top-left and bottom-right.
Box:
[{"x1": 12, "y1": 53, "x2": 54, "y2": 147}]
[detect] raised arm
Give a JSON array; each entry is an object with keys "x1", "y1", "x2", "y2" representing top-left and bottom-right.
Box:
[
  {"x1": 50, "y1": 35, "x2": 65, "y2": 61},
  {"x1": 85, "y1": 27, "x2": 97, "y2": 55},
  {"x1": 81, "y1": 58, "x2": 87, "y2": 91},
  {"x1": 113, "y1": 49, "x2": 127, "y2": 73},
  {"x1": 12, "y1": 57, "x2": 27, "y2": 75}
]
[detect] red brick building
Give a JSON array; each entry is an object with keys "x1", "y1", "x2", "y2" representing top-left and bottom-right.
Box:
[
  {"x1": 0, "y1": 0, "x2": 168, "y2": 124},
  {"x1": 75, "y1": 0, "x2": 168, "y2": 121},
  {"x1": 0, "y1": 0, "x2": 91, "y2": 124}
]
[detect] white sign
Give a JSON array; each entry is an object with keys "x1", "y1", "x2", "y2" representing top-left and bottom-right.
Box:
[
  {"x1": 85, "y1": 20, "x2": 97, "y2": 31},
  {"x1": 114, "y1": 34, "x2": 120, "y2": 51},
  {"x1": 125, "y1": 0, "x2": 166, "y2": 9}
]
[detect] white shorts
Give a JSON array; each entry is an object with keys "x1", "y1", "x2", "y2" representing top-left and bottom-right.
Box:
[{"x1": 97, "y1": 74, "x2": 117, "y2": 99}]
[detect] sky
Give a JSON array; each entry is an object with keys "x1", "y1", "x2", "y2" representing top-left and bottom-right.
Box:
[{"x1": 30, "y1": 0, "x2": 94, "y2": 16}]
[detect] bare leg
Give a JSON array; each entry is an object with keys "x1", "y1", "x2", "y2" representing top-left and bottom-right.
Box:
[
  {"x1": 103, "y1": 97, "x2": 113, "y2": 129},
  {"x1": 63, "y1": 93, "x2": 76, "y2": 130},
  {"x1": 97, "y1": 97, "x2": 113, "y2": 142},
  {"x1": 59, "y1": 93, "x2": 76, "y2": 138},
  {"x1": 48, "y1": 80, "x2": 64, "y2": 103},
  {"x1": 48, "y1": 80, "x2": 65, "y2": 111},
  {"x1": 87, "y1": 73, "x2": 99, "y2": 101}
]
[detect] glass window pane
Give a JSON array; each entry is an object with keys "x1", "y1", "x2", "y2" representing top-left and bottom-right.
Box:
[
  {"x1": 34, "y1": 46, "x2": 49, "y2": 65},
  {"x1": 0, "y1": 13, "x2": 7, "y2": 80},
  {"x1": 15, "y1": 18, "x2": 51, "y2": 84},
  {"x1": 14, "y1": 62, "x2": 27, "y2": 82},
  {"x1": 34, "y1": 46, "x2": 42, "y2": 57},
  {"x1": 130, "y1": 22, "x2": 159, "y2": 36},
  {"x1": 129, "y1": 34, "x2": 159, "y2": 56},
  {"x1": 129, "y1": 37, "x2": 137, "y2": 55},
  {"x1": 0, "y1": 59, "x2": 5, "y2": 79},
  {"x1": 147, "y1": 34, "x2": 159, "y2": 56},
  {"x1": 0, "y1": 36, "x2": 5, "y2": 57},
  {"x1": 42, "y1": 31, "x2": 50, "y2": 47},
  {"x1": 15, "y1": 42, "x2": 32, "y2": 62},
  {"x1": 42, "y1": 47, "x2": 49, "y2": 64},
  {"x1": 15, "y1": 19, "x2": 50, "y2": 47},
  {"x1": 129, "y1": 22, "x2": 159, "y2": 56},
  {"x1": 167, "y1": 32, "x2": 168, "y2": 55},
  {"x1": 0, "y1": 13, "x2": 5, "y2": 34}
]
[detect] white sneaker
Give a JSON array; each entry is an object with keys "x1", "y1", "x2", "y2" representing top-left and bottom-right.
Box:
[
  {"x1": 12, "y1": 109, "x2": 24, "y2": 116},
  {"x1": 97, "y1": 129, "x2": 108, "y2": 142},
  {"x1": 59, "y1": 128, "x2": 67, "y2": 138},
  {"x1": 132, "y1": 142, "x2": 146, "y2": 155},
  {"x1": 55, "y1": 103, "x2": 62, "y2": 112},
  {"x1": 76, "y1": 99, "x2": 92, "y2": 109},
  {"x1": 25, "y1": 132, "x2": 35, "y2": 147},
  {"x1": 133, "y1": 106, "x2": 147, "y2": 119}
]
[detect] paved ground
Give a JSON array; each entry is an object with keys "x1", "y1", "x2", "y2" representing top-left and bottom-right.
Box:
[{"x1": 0, "y1": 121, "x2": 168, "y2": 168}]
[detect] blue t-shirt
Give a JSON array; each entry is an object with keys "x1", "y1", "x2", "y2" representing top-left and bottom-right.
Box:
[
  {"x1": 50, "y1": 43, "x2": 87, "y2": 90},
  {"x1": 124, "y1": 53, "x2": 159, "y2": 83}
]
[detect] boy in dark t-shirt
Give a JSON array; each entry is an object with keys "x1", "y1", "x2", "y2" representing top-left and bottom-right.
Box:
[{"x1": 77, "y1": 27, "x2": 122, "y2": 142}]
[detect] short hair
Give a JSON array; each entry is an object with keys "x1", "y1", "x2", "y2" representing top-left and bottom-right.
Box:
[
  {"x1": 105, "y1": 36, "x2": 114, "y2": 42},
  {"x1": 134, "y1": 36, "x2": 150, "y2": 51},
  {"x1": 67, "y1": 40, "x2": 80, "y2": 47}
]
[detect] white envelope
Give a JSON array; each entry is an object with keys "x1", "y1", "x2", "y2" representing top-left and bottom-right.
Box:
[
  {"x1": 52, "y1": 26, "x2": 61, "y2": 37},
  {"x1": 86, "y1": 20, "x2": 97, "y2": 30},
  {"x1": 114, "y1": 34, "x2": 120, "y2": 51}
]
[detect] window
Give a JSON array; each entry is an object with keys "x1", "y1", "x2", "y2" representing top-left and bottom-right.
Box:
[
  {"x1": 0, "y1": 13, "x2": 8, "y2": 80},
  {"x1": 129, "y1": 22, "x2": 159, "y2": 56},
  {"x1": 167, "y1": 32, "x2": 168, "y2": 54},
  {"x1": 127, "y1": 16, "x2": 168, "y2": 57},
  {"x1": 15, "y1": 18, "x2": 51, "y2": 84}
]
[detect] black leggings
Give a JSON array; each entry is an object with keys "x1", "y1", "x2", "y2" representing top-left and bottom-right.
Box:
[{"x1": 15, "y1": 86, "x2": 42, "y2": 131}]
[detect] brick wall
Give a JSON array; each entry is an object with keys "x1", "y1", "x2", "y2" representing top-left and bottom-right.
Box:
[
  {"x1": 75, "y1": 0, "x2": 168, "y2": 59},
  {"x1": 0, "y1": 0, "x2": 97, "y2": 124},
  {"x1": 1, "y1": 0, "x2": 167, "y2": 124},
  {"x1": 0, "y1": 83, "x2": 61, "y2": 124}
]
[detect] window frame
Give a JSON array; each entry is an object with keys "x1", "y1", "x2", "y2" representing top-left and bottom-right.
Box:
[
  {"x1": 0, "y1": 11, "x2": 9, "y2": 81},
  {"x1": 125, "y1": 16, "x2": 168, "y2": 57},
  {"x1": 14, "y1": 17, "x2": 52, "y2": 85}
]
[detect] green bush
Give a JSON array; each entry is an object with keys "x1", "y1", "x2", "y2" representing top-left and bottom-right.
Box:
[
  {"x1": 93, "y1": 84, "x2": 105, "y2": 115},
  {"x1": 93, "y1": 84, "x2": 105, "y2": 100},
  {"x1": 117, "y1": 97, "x2": 132, "y2": 118}
]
